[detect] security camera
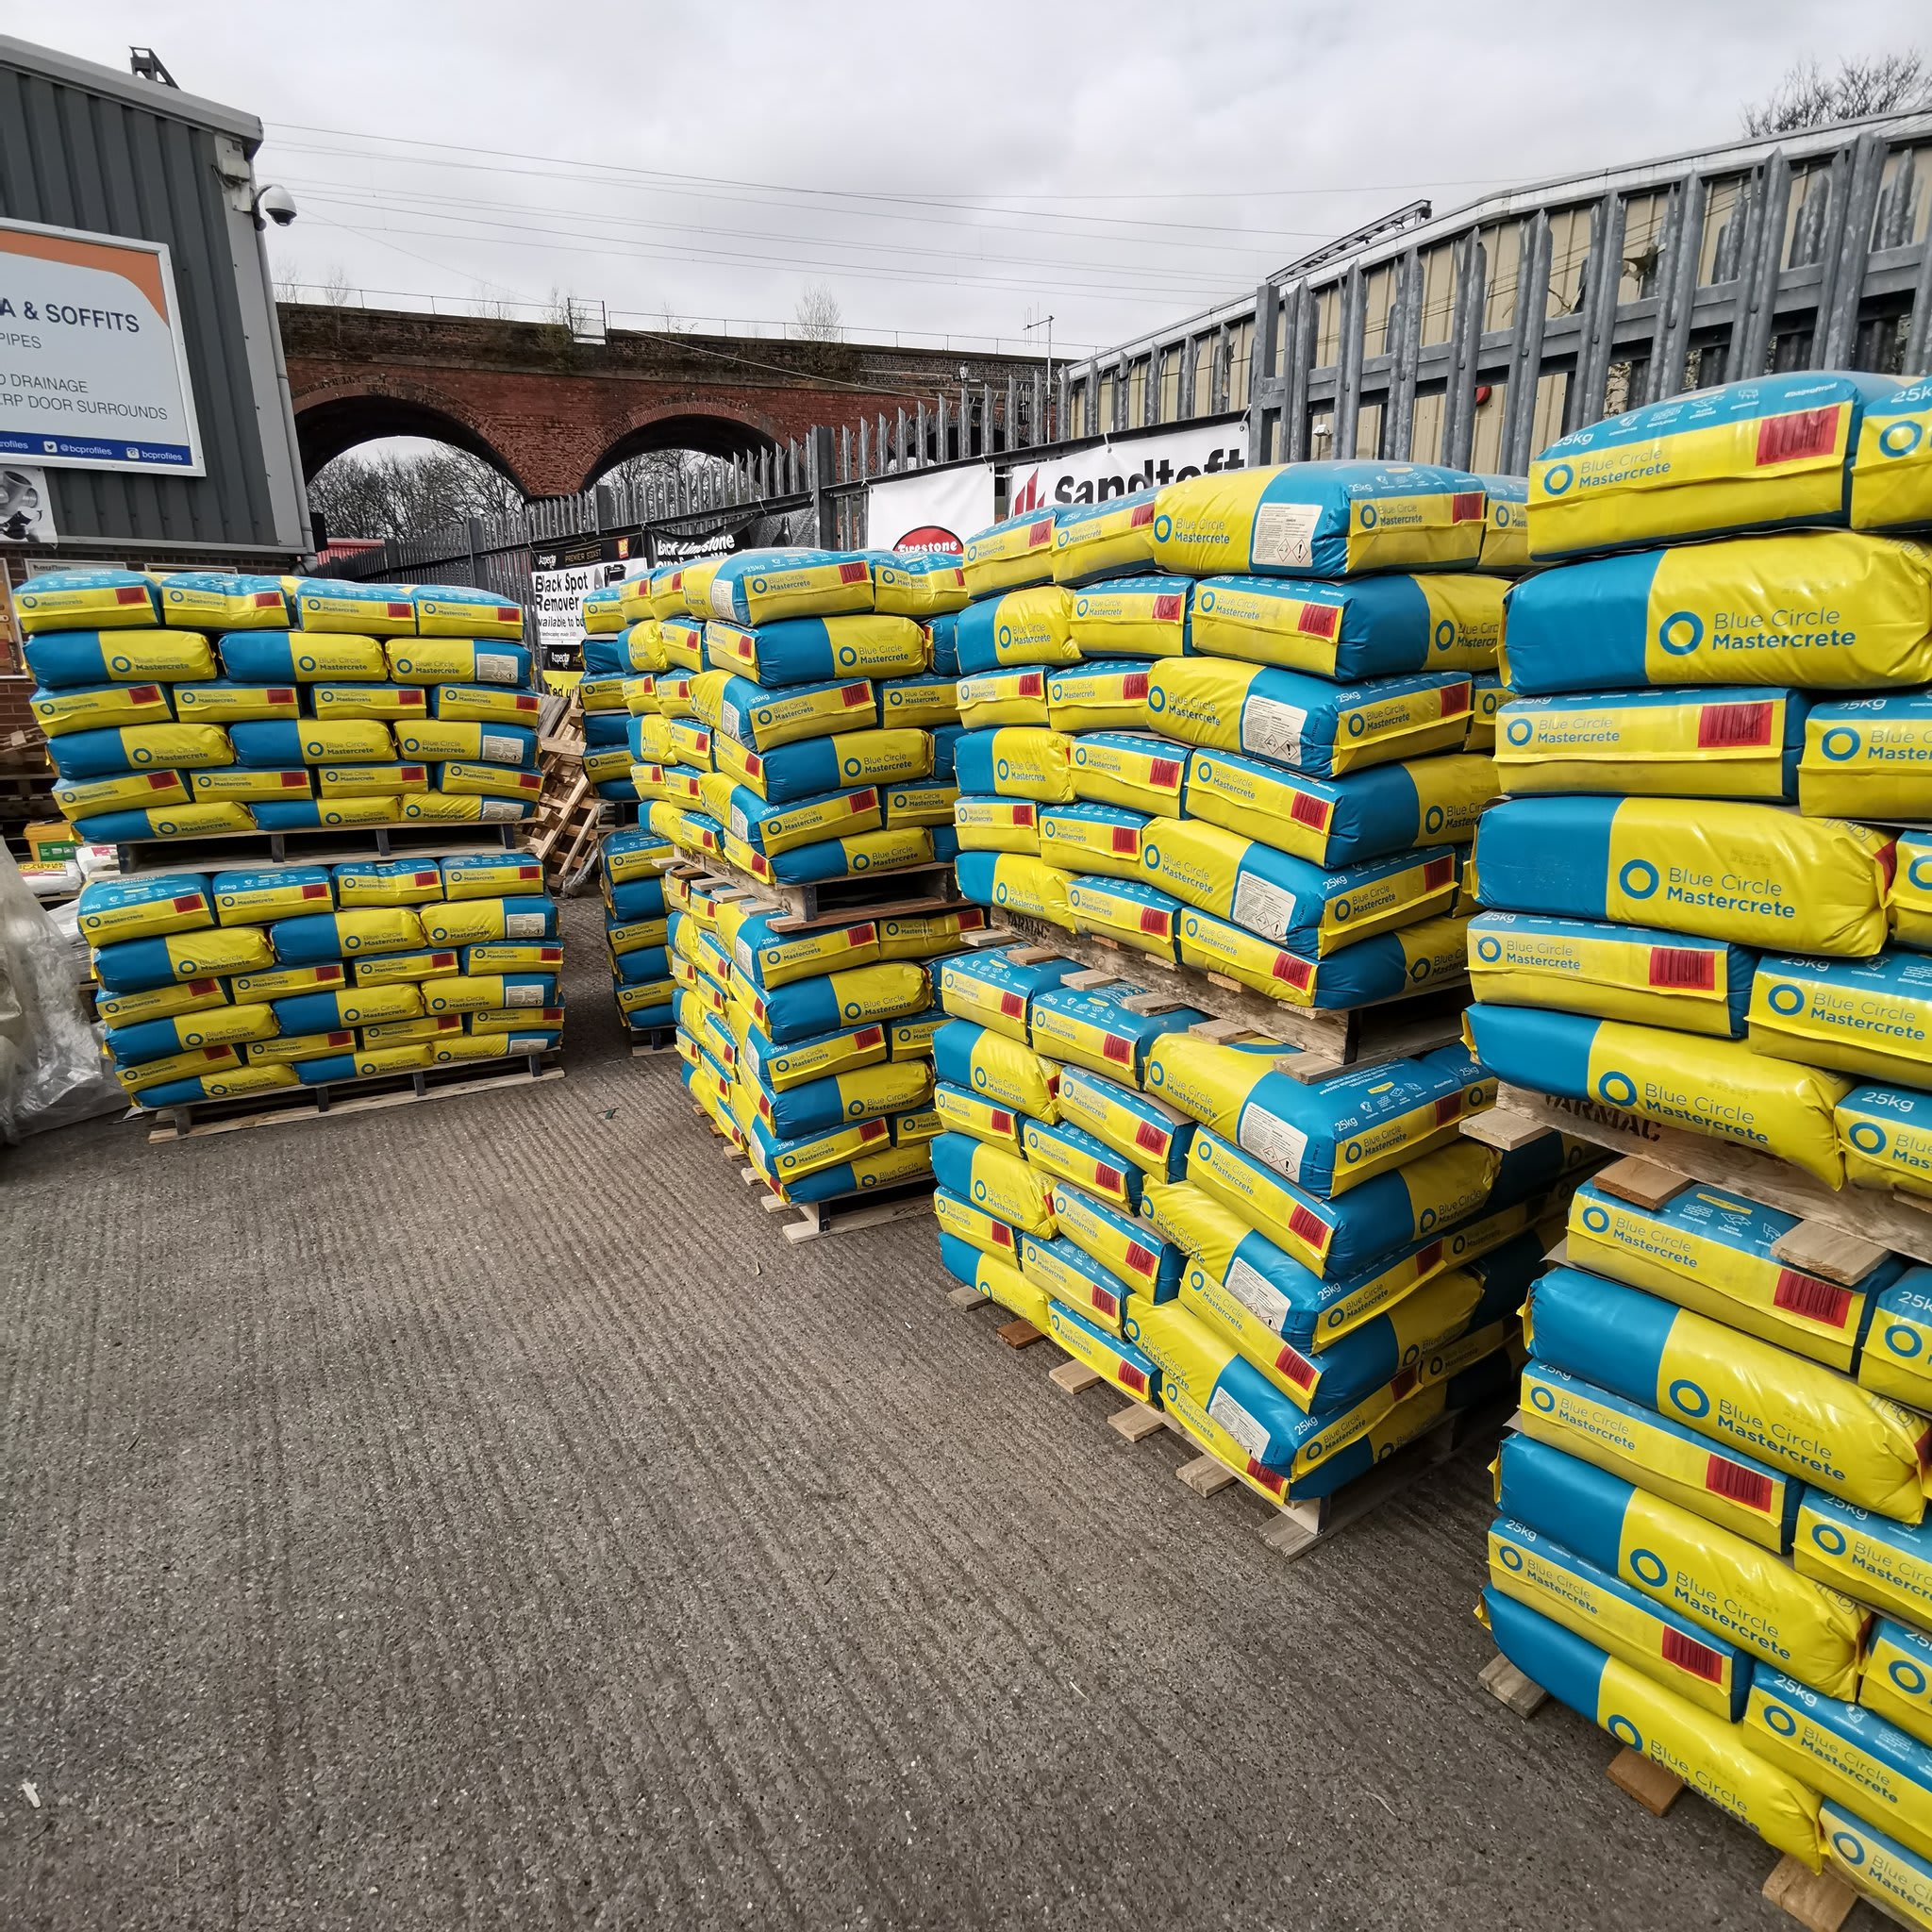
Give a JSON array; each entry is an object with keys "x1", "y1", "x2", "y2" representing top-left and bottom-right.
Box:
[{"x1": 253, "y1": 184, "x2": 297, "y2": 229}]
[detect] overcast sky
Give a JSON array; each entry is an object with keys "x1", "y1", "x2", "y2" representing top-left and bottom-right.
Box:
[{"x1": 48, "y1": 0, "x2": 1932, "y2": 359}]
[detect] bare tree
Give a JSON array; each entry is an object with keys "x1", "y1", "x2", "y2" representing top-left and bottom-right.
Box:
[
  {"x1": 598, "y1": 446, "x2": 738, "y2": 513},
  {"x1": 1742, "y1": 51, "x2": 1931, "y2": 135},
  {"x1": 794, "y1": 283, "x2": 844, "y2": 342},
  {"x1": 318, "y1": 261, "x2": 356, "y2": 307},
  {"x1": 308, "y1": 445, "x2": 522, "y2": 542}
]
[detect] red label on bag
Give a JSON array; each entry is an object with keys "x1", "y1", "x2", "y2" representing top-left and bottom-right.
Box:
[
  {"x1": 1017, "y1": 673, "x2": 1044, "y2": 697},
  {"x1": 1272, "y1": 953, "x2": 1314, "y2": 991},
  {"x1": 1773, "y1": 1269, "x2": 1853, "y2": 1328},
  {"x1": 1150, "y1": 758, "x2": 1182, "y2": 789},
  {"x1": 991, "y1": 1109, "x2": 1014, "y2": 1134},
  {"x1": 1434, "y1": 1093, "x2": 1465, "y2": 1125},
  {"x1": 302, "y1": 882, "x2": 329, "y2": 899},
  {"x1": 1273, "y1": 1344, "x2": 1317, "y2": 1390},
  {"x1": 992, "y1": 1223, "x2": 1014, "y2": 1248},
  {"x1": 1121, "y1": 673, "x2": 1150, "y2": 700},
  {"x1": 1649, "y1": 947, "x2": 1716, "y2": 991},
  {"x1": 1424, "y1": 856, "x2": 1456, "y2": 890},
  {"x1": 1093, "y1": 1287, "x2": 1120, "y2": 1318},
  {"x1": 1012, "y1": 805, "x2": 1036, "y2": 827},
  {"x1": 1439, "y1": 682, "x2": 1471, "y2": 716},
  {"x1": 387, "y1": 602, "x2": 411, "y2": 618},
  {"x1": 1705, "y1": 1455, "x2": 1774, "y2": 1511},
  {"x1": 254, "y1": 590, "x2": 284, "y2": 607},
  {"x1": 1286, "y1": 1203, "x2": 1330, "y2": 1251},
  {"x1": 1119, "y1": 1363, "x2": 1148, "y2": 1396},
  {"x1": 1139, "y1": 907, "x2": 1169, "y2": 936},
  {"x1": 1699, "y1": 702, "x2": 1774, "y2": 749},
  {"x1": 1095, "y1": 1164, "x2": 1124, "y2": 1192},
  {"x1": 1135, "y1": 1120, "x2": 1167, "y2": 1156},
  {"x1": 854, "y1": 1025, "x2": 884, "y2": 1048},
  {"x1": 999, "y1": 991, "x2": 1024, "y2": 1019},
  {"x1": 1128, "y1": 501, "x2": 1156, "y2": 527},
  {"x1": 1661, "y1": 1627, "x2": 1726, "y2": 1684},
  {"x1": 841, "y1": 681, "x2": 872, "y2": 706},
  {"x1": 147, "y1": 772, "x2": 175, "y2": 791},
  {"x1": 1027, "y1": 519, "x2": 1053, "y2": 546},
  {"x1": 1153, "y1": 593, "x2": 1184, "y2": 623},
  {"x1": 130, "y1": 684, "x2": 163, "y2": 702},
  {"x1": 1103, "y1": 1032, "x2": 1132, "y2": 1065},
  {"x1": 1757, "y1": 406, "x2": 1840, "y2": 465},
  {"x1": 1289, "y1": 791, "x2": 1330, "y2": 830},
  {"x1": 115, "y1": 585, "x2": 148, "y2": 605},
  {"x1": 1296, "y1": 601, "x2": 1341, "y2": 638},
  {"x1": 1246, "y1": 1459, "x2": 1286, "y2": 1498},
  {"x1": 1124, "y1": 1241, "x2": 1157, "y2": 1276},
  {"x1": 1449, "y1": 491, "x2": 1486, "y2": 523}
]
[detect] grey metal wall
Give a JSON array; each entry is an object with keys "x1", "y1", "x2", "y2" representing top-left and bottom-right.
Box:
[
  {"x1": 1058, "y1": 109, "x2": 1932, "y2": 475},
  {"x1": 0, "y1": 37, "x2": 310, "y2": 559}
]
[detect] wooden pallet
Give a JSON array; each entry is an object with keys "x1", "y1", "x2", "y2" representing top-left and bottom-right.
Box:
[
  {"x1": 141, "y1": 1047, "x2": 563, "y2": 1141},
  {"x1": 1477, "y1": 1652, "x2": 1870, "y2": 1932},
  {"x1": 1466, "y1": 1082, "x2": 1932, "y2": 1269},
  {"x1": 756, "y1": 1174, "x2": 937, "y2": 1243},
  {"x1": 113, "y1": 820, "x2": 521, "y2": 876},
  {"x1": 968, "y1": 915, "x2": 1470, "y2": 1070},
  {"x1": 626, "y1": 1025, "x2": 680, "y2": 1057},
  {"x1": 681, "y1": 849, "x2": 961, "y2": 928},
  {"x1": 942, "y1": 1283, "x2": 1048, "y2": 1349}
]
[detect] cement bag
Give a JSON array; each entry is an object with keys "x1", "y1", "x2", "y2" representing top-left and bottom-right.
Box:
[
  {"x1": 931, "y1": 1132, "x2": 1057, "y2": 1235},
  {"x1": 1799, "y1": 1491, "x2": 1932, "y2": 1632},
  {"x1": 937, "y1": 949, "x2": 1077, "y2": 1041},
  {"x1": 232, "y1": 961, "x2": 348, "y2": 1002},
  {"x1": 580, "y1": 587, "x2": 624, "y2": 634},
  {"x1": 927, "y1": 612, "x2": 963, "y2": 675},
  {"x1": 420, "y1": 897, "x2": 556, "y2": 947},
  {"x1": 953, "y1": 796, "x2": 1038, "y2": 854},
  {"x1": 12, "y1": 569, "x2": 159, "y2": 633},
  {"x1": 1029, "y1": 979, "x2": 1204, "y2": 1084},
  {"x1": 1045, "y1": 1299, "x2": 1162, "y2": 1402},
  {"x1": 933, "y1": 1082, "x2": 1027, "y2": 1151},
  {"x1": 246, "y1": 1025, "x2": 357, "y2": 1064},
  {"x1": 1529, "y1": 372, "x2": 1899, "y2": 560},
  {"x1": 412, "y1": 584, "x2": 524, "y2": 641},
  {"x1": 605, "y1": 874, "x2": 666, "y2": 924},
  {"x1": 957, "y1": 667, "x2": 1053, "y2": 728},
  {"x1": 726, "y1": 785, "x2": 883, "y2": 857},
  {"x1": 49, "y1": 722, "x2": 234, "y2": 780},
  {"x1": 934, "y1": 1187, "x2": 1023, "y2": 1262},
  {"x1": 1478, "y1": 475, "x2": 1530, "y2": 572},
  {"x1": 443, "y1": 852, "x2": 546, "y2": 899},
  {"x1": 1049, "y1": 1181, "x2": 1182, "y2": 1298},
  {"x1": 1187, "y1": 1127, "x2": 1504, "y2": 1278},
  {"x1": 1482, "y1": 1591, "x2": 1824, "y2": 1868},
  {"x1": 741, "y1": 1016, "x2": 889, "y2": 1091},
  {"x1": 107, "y1": 998, "x2": 278, "y2": 1066},
  {"x1": 1057, "y1": 1063, "x2": 1196, "y2": 1181},
  {"x1": 933, "y1": 1019, "x2": 1058, "y2": 1119},
  {"x1": 31, "y1": 681, "x2": 175, "y2": 738},
  {"x1": 70, "y1": 799, "x2": 256, "y2": 842},
  {"x1": 664, "y1": 718, "x2": 715, "y2": 771},
  {"x1": 575, "y1": 674, "x2": 631, "y2": 715},
  {"x1": 719, "y1": 727, "x2": 930, "y2": 804},
  {"x1": 1840, "y1": 1083, "x2": 1932, "y2": 1200},
  {"x1": 938, "y1": 1228, "x2": 1053, "y2": 1326},
  {"x1": 724, "y1": 905, "x2": 879, "y2": 991},
  {"x1": 1466, "y1": 672, "x2": 1507, "y2": 751},
  {"x1": 420, "y1": 974, "x2": 557, "y2": 1017},
  {"x1": 870, "y1": 552, "x2": 969, "y2": 618},
  {"x1": 883, "y1": 781, "x2": 958, "y2": 828},
  {"x1": 76, "y1": 874, "x2": 213, "y2": 945},
  {"x1": 312, "y1": 763, "x2": 428, "y2": 800},
  {"x1": 1503, "y1": 531, "x2": 1932, "y2": 693},
  {"x1": 1151, "y1": 461, "x2": 1488, "y2": 578},
  {"x1": 1497, "y1": 690, "x2": 1807, "y2": 802},
  {"x1": 1567, "y1": 1174, "x2": 1894, "y2": 1373},
  {"x1": 1019, "y1": 1232, "x2": 1134, "y2": 1333},
  {"x1": 1065, "y1": 874, "x2": 1181, "y2": 959},
  {"x1": 1521, "y1": 1358, "x2": 1802, "y2": 1551},
  {"x1": 1748, "y1": 1673, "x2": 1932, "y2": 1866},
  {"x1": 1466, "y1": 1004, "x2": 1851, "y2": 1185},
  {"x1": 878, "y1": 674, "x2": 958, "y2": 730},
  {"x1": 92, "y1": 923, "x2": 275, "y2": 995},
  {"x1": 659, "y1": 620, "x2": 706, "y2": 673},
  {"x1": 1047, "y1": 490, "x2": 1158, "y2": 587},
  {"x1": 1143, "y1": 815, "x2": 1458, "y2": 955},
  {"x1": 1489, "y1": 1516, "x2": 1754, "y2": 1720},
  {"x1": 708, "y1": 551, "x2": 874, "y2": 626},
  {"x1": 786, "y1": 1141, "x2": 932, "y2": 1201},
  {"x1": 1865, "y1": 1622, "x2": 1932, "y2": 1751},
  {"x1": 1022, "y1": 1115, "x2": 1142, "y2": 1210},
  {"x1": 952, "y1": 726, "x2": 1072, "y2": 803},
  {"x1": 1146, "y1": 658, "x2": 1472, "y2": 775},
  {"x1": 1750, "y1": 952, "x2": 1932, "y2": 1091},
  {"x1": 94, "y1": 975, "x2": 230, "y2": 1027},
  {"x1": 1497, "y1": 1434, "x2": 1867, "y2": 1702},
  {"x1": 963, "y1": 508, "x2": 1058, "y2": 597},
  {"x1": 1471, "y1": 795, "x2": 1894, "y2": 958},
  {"x1": 26, "y1": 626, "x2": 216, "y2": 690},
  {"x1": 385, "y1": 640, "x2": 530, "y2": 689},
  {"x1": 1046, "y1": 662, "x2": 1155, "y2": 736},
  {"x1": 1145, "y1": 1033, "x2": 1490, "y2": 1194},
  {"x1": 1190, "y1": 572, "x2": 1503, "y2": 679},
  {"x1": 749, "y1": 1110, "x2": 896, "y2": 1187},
  {"x1": 1177, "y1": 907, "x2": 1468, "y2": 1008},
  {"x1": 157, "y1": 572, "x2": 291, "y2": 630},
  {"x1": 954, "y1": 850, "x2": 1074, "y2": 926},
  {"x1": 954, "y1": 586, "x2": 1078, "y2": 673},
  {"x1": 226, "y1": 719, "x2": 391, "y2": 768},
  {"x1": 332, "y1": 860, "x2": 447, "y2": 908},
  {"x1": 434, "y1": 684, "x2": 542, "y2": 730},
  {"x1": 706, "y1": 613, "x2": 924, "y2": 687},
  {"x1": 1802, "y1": 694, "x2": 1932, "y2": 821},
  {"x1": 930, "y1": 724, "x2": 963, "y2": 781},
  {"x1": 756, "y1": 1058, "x2": 930, "y2": 1140},
  {"x1": 1469, "y1": 911, "x2": 1757, "y2": 1039},
  {"x1": 1533, "y1": 1264, "x2": 1932, "y2": 1523},
  {"x1": 1854, "y1": 377, "x2": 1932, "y2": 534},
  {"x1": 131, "y1": 1063, "x2": 300, "y2": 1109},
  {"x1": 1863, "y1": 1274, "x2": 1932, "y2": 1412},
  {"x1": 172, "y1": 769, "x2": 310, "y2": 809},
  {"x1": 1820, "y1": 1803, "x2": 1932, "y2": 1929},
  {"x1": 219, "y1": 631, "x2": 386, "y2": 684},
  {"x1": 1184, "y1": 747, "x2": 1496, "y2": 869},
  {"x1": 1069, "y1": 732, "x2": 1186, "y2": 816},
  {"x1": 1068, "y1": 577, "x2": 1192, "y2": 658},
  {"x1": 308, "y1": 684, "x2": 424, "y2": 725},
  {"x1": 269, "y1": 907, "x2": 425, "y2": 963},
  {"x1": 1038, "y1": 802, "x2": 1149, "y2": 879},
  {"x1": 761, "y1": 824, "x2": 929, "y2": 886},
  {"x1": 271, "y1": 980, "x2": 424, "y2": 1033},
  {"x1": 739, "y1": 959, "x2": 930, "y2": 1045}
]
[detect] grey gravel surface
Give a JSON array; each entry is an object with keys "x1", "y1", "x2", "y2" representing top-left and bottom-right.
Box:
[{"x1": 1, "y1": 897, "x2": 1801, "y2": 1929}]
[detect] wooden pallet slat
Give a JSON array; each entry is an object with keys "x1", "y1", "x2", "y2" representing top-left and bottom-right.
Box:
[{"x1": 114, "y1": 821, "x2": 519, "y2": 877}]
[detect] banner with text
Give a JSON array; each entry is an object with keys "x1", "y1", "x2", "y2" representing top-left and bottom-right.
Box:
[
  {"x1": 1006, "y1": 418, "x2": 1248, "y2": 517},
  {"x1": 865, "y1": 462, "x2": 996, "y2": 553}
]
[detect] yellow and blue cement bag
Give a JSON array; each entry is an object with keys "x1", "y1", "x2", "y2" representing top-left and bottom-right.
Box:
[
  {"x1": 1567, "y1": 1174, "x2": 1896, "y2": 1372},
  {"x1": 1189, "y1": 572, "x2": 1502, "y2": 679},
  {"x1": 579, "y1": 587, "x2": 624, "y2": 634},
  {"x1": 717, "y1": 726, "x2": 929, "y2": 805},
  {"x1": 1145, "y1": 658, "x2": 1471, "y2": 775},
  {"x1": 1865, "y1": 1621, "x2": 1932, "y2": 1751},
  {"x1": 953, "y1": 797, "x2": 1041, "y2": 857},
  {"x1": 30, "y1": 681, "x2": 174, "y2": 738},
  {"x1": 1038, "y1": 801, "x2": 1150, "y2": 878},
  {"x1": 1863, "y1": 1272, "x2": 1932, "y2": 1411},
  {"x1": 1145, "y1": 1032, "x2": 1489, "y2": 1195},
  {"x1": 92, "y1": 924, "x2": 274, "y2": 994},
  {"x1": 1465, "y1": 671, "x2": 1507, "y2": 750},
  {"x1": 1497, "y1": 1434, "x2": 1868, "y2": 1702},
  {"x1": 1027, "y1": 979, "x2": 1204, "y2": 1085},
  {"x1": 1854, "y1": 377, "x2": 1932, "y2": 535},
  {"x1": 1489, "y1": 1516, "x2": 1754, "y2": 1720},
  {"x1": 1068, "y1": 577, "x2": 1192, "y2": 658},
  {"x1": 1049, "y1": 1180, "x2": 1182, "y2": 1299},
  {"x1": 14, "y1": 568, "x2": 159, "y2": 633},
  {"x1": 1183, "y1": 747, "x2": 1495, "y2": 869},
  {"x1": 932, "y1": 1019, "x2": 1059, "y2": 1120},
  {"x1": 963, "y1": 508, "x2": 1058, "y2": 598},
  {"x1": 1465, "y1": 1003, "x2": 1851, "y2": 1186},
  {"x1": 1750, "y1": 953, "x2": 1932, "y2": 1091},
  {"x1": 1020, "y1": 1231, "x2": 1132, "y2": 1332},
  {"x1": 1065, "y1": 874, "x2": 1183, "y2": 959},
  {"x1": 75, "y1": 874, "x2": 213, "y2": 945},
  {"x1": 735, "y1": 959, "x2": 929, "y2": 1047},
  {"x1": 1068, "y1": 731, "x2": 1186, "y2": 816},
  {"x1": 741, "y1": 1015, "x2": 888, "y2": 1091},
  {"x1": 705, "y1": 612, "x2": 924, "y2": 687},
  {"x1": 658, "y1": 621, "x2": 706, "y2": 674},
  {"x1": 1151, "y1": 461, "x2": 1488, "y2": 578},
  {"x1": 1057, "y1": 1063, "x2": 1195, "y2": 1182},
  {"x1": 1496, "y1": 690, "x2": 1807, "y2": 801},
  {"x1": 708, "y1": 551, "x2": 874, "y2": 625},
  {"x1": 930, "y1": 1133, "x2": 1057, "y2": 1236},
  {"x1": 1021, "y1": 1117, "x2": 1142, "y2": 1212},
  {"x1": 1482, "y1": 1590, "x2": 1824, "y2": 1867},
  {"x1": 1530, "y1": 1264, "x2": 1932, "y2": 1524},
  {"x1": 1472, "y1": 794, "x2": 1894, "y2": 958},
  {"x1": 937, "y1": 1230, "x2": 1053, "y2": 1327},
  {"x1": 952, "y1": 727, "x2": 1072, "y2": 803},
  {"x1": 49, "y1": 721, "x2": 233, "y2": 779},
  {"x1": 868, "y1": 551, "x2": 969, "y2": 618},
  {"x1": 1799, "y1": 1491, "x2": 1932, "y2": 1629},
  {"x1": 954, "y1": 850, "x2": 1073, "y2": 927},
  {"x1": 956, "y1": 666, "x2": 1053, "y2": 728},
  {"x1": 1177, "y1": 907, "x2": 1468, "y2": 1009},
  {"x1": 411, "y1": 584, "x2": 524, "y2": 641},
  {"x1": 878, "y1": 673, "x2": 958, "y2": 730},
  {"x1": 1045, "y1": 662, "x2": 1153, "y2": 736},
  {"x1": 1051, "y1": 490, "x2": 1158, "y2": 587},
  {"x1": 934, "y1": 1188, "x2": 1022, "y2": 1263},
  {"x1": 1821, "y1": 1801, "x2": 1932, "y2": 1930},
  {"x1": 1528, "y1": 371, "x2": 1897, "y2": 561},
  {"x1": 953, "y1": 586, "x2": 1078, "y2": 673},
  {"x1": 27, "y1": 626, "x2": 214, "y2": 688},
  {"x1": 107, "y1": 1000, "x2": 277, "y2": 1066},
  {"x1": 1142, "y1": 814, "x2": 1457, "y2": 954},
  {"x1": 933, "y1": 1082, "x2": 1027, "y2": 1151},
  {"x1": 937, "y1": 948, "x2": 1076, "y2": 1041},
  {"x1": 1044, "y1": 1298, "x2": 1161, "y2": 1403},
  {"x1": 289, "y1": 579, "x2": 421, "y2": 638},
  {"x1": 1802, "y1": 693, "x2": 1932, "y2": 821},
  {"x1": 1476, "y1": 475, "x2": 1530, "y2": 572},
  {"x1": 1839, "y1": 1085, "x2": 1932, "y2": 1200},
  {"x1": 158, "y1": 572, "x2": 291, "y2": 630},
  {"x1": 754, "y1": 1058, "x2": 930, "y2": 1140},
  {"x1": 1469, "y1": 911, "x2": 1757, "y2": 1038},
  {"x1": 1504, "y1": 529, "x2": 1932, "y2": 693},
  {"x1": 1520, "y1": 1360, "x2": 1802, "y2": 1552},
  {"x1": 724, "y1": 785, "x2": 882, "y2": 857},
  {"x1": 1748, "y1": 1672, "x2": 1932, "y2": 1867},
  {"x1": 753, "y1": 824, "x2": 929, "y2": 887}
]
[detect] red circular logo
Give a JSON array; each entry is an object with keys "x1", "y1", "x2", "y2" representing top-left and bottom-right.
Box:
[{"x1": 895, "y1": 525, "x2": 963, "y2": 554}]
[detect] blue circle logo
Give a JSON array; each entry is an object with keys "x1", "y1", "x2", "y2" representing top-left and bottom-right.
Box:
[
  {"x1": 838, "y1": 646, "x2": 857, "y2": 667},
  {"x1": 1197, "y1": 759, "x2": 1213, "y2": 782},
  {"x1": 1506, "y1": 718, "x2": 1533, "y2": 746},
  {"x1": 1620, "y1": 859, "x2": 1659, "y2": 900},
  {"x1": 1581, "y1": 1204, "x2": 1610, "y2": 1233},
  {"x1": 1887, "y1": 1322, "x2": 1924, "y2": 1359},
  {"x1": 1607, "y1": 1715, "x2": 1642, "y2": 1750},
  {"x1": 1148, "y1": 687, "x2": 1167, "y2": 713},
  {"x1": 1631, "y1": 1548, "x2": 1668, "y2": 1588},
  {"x1": 1881, "y1": 420, "x2": 1924, "y2": 458},
  {"x1": 1891, "y1": 1658, "x2": 1928, "y2": 1696},
  {"x1": 1075, "y1": 599, "x2": 1089, "y2": 617},
  {"x1": 1657, "y1": 611, "x2": 1704, "y2": 657},
  {"x1": 1832, "y1": 1829, "x2": 1867, "y2": 1867},
  {"x1": 1411, "y1": 958, "x2": 1431, "y2": 982},
  {"x1": 1668, "y1": 1377, "x2": 1710, "y2": 1418},
  {"x1": 1143, "y1": 842, "x2": 1161, "y2": 869},
  {"x1": 845, "y1": 757, "x2": 861, "y2": 776},
  {"x1": 1768, "y1": 982, "x2": 1807, "y2": 1016},
  {"x1": 1850, "y1": 1121, "x2": 1889, "y2": 1155},
  {"x1": 111, "y1": 654, "x2": 133, "y2": 675},
  {"x1": 996, "y1": 758, "x2": 1009, "y2": 781},
  {"x1": 1530, "y1": 1384, "x2": 1556, "y2": 1413},
  {"x1": 1197, "y1": 588, "x2": 1215, "y2": 611},
  {"x1": 1764, "y1": 1704, "x2": 1797, "y2": 1738},
  {"x1": 997, "y1": 625, "x2": 1012, "y2": 648},
  {"x1": 1476, "y1": 936, "x2": 1503, "y2": 963},
  {"x1": 1424, "y1": 805, "x2": 1445, "y2": 834},
  {"x1": 1499, "y1": 1544, "x2": 1524, "y2": 1573},
  {"x1": 751, "y1": 576, "x2": 767, "y2": 593},
  {"x1": 1911, "y1": 854, "x2": 1932, "y2": 891},
  {"x1": 1496, "y1": 504, "x2": 1515, "y2": 526},
  {"x1": 1434, "y1": 619, "x2": 1456, "y2": 650},
  {"x1": 1543, "y1": 462, "x2": 1574, "y2": 496},
  {"x1": 1346, "y1": 713, "x2": 1366, "y2": 737},
  {"x1": 1074, "y1": 746, "x2": 1087, "y2": 764},
  {"x1": 1344, "y1": 1142, "x2": 1362, "y2": 1164},
  {"x1": 1598, "y1": 1069, "x2": 1638, "y2": 1107},
  {"x1": 1151, "y1": 513, "x2": 1174, "y2": 543},
  {"x1": 1822, "y1": 726, "x2": 1862, "y2": 762},
  {"x1": 1811, "y1": 1523, "x2": 1848, "y2": 1556}
]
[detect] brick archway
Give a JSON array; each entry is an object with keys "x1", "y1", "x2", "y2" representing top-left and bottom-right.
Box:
[
  {"x1": 292, "y1": 375, "x2": 526, "y2": 490},
  {"x1": 582, "y1": 405, "x2": 781, "y2": 491}
]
